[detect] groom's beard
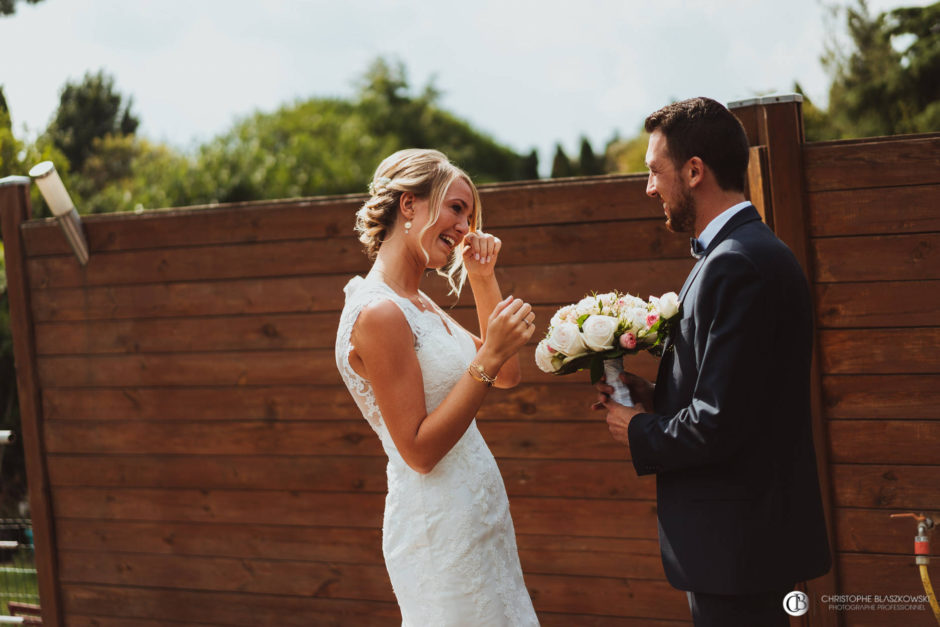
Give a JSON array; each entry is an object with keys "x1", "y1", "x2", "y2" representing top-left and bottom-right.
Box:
[{"x1": 665, "y1": 185, "x2": 696, "y2": 233}]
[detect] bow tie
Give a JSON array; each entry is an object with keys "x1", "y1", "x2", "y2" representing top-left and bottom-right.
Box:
[{"x1": 690, "y1": 237, "x2": 706, "y2": 259}]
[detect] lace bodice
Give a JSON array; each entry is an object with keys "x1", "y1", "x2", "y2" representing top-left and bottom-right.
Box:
[
  {"x1": 335, "y1": 274, "x2": 539, "y2": 626},
  {"x1": 335, "y1": 275, "x2": 477, "y2": 453}
]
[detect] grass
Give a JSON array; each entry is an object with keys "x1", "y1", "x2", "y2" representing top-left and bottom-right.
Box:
[{"x1": 0, "y1": 550, "x2": 39, "y2": 615}]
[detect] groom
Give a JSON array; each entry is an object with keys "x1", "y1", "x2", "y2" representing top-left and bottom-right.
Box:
[{"x1": 594, "y1": 97, "x2": 831, "y2": 626}]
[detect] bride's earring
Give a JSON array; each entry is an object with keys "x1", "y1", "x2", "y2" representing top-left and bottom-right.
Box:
[{"x1": 404, "y1": 221, "x2": 412, "y2": 234}]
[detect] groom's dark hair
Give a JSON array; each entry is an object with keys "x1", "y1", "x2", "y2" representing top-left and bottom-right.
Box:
[{"x1": 645, "y1": 97, "x2": 749, "y2": 193}]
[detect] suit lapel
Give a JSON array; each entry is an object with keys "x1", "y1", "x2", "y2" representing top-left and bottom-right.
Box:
[
  {"x1": 680, "y1": 206, "x2": 762, "y2": 299},
  {"x1": 665, "y1": 206, "x2": 762, "y2": 352}
]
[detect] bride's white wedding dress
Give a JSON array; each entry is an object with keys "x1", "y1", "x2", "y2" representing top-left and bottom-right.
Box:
[{"x1": 336, "y1": 275, "x2": 539, "y2": 627}]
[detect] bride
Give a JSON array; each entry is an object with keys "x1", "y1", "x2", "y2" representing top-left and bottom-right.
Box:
[{"x1": 335, "y1": 148, "x2": 540, "y2": 626}]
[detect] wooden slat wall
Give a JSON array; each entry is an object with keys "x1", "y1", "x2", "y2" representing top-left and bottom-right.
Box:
[
  {"x1": 17, "y1": 175, "x2": 696, "y2": 625},
  {"x1": 804, "y1": 133, "x2": 940, "y2": 627}
]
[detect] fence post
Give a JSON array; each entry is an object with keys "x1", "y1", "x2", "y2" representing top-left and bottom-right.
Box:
[
  {"x1": 729, "y1": 96, "x2": 841, "y2": 627},
  {"x1": 0, "y1": 177, "x2": 63, "y2": 626}
]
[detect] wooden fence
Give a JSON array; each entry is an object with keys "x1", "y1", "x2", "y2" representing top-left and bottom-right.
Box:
[{"x1": 0, "y1": 98, "x2": 937, "y2": 626}]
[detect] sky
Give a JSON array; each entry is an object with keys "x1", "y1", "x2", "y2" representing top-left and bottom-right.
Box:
[{"x1": 0, "y1": 0, "x2": 929, "y2": 175}]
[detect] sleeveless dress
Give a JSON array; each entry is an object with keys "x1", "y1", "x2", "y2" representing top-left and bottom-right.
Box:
[{"x1": 335, "y1": 275, "x2": 539, "y2": 627}]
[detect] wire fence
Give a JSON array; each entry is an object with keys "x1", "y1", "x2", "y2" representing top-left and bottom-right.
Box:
[{"x1": 0, "y1": 519, "x2": 38, "y2": 617}]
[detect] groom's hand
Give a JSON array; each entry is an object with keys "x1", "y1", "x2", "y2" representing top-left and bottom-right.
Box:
[
  {"x1": 619, "y1": 371, "x2": 655, "y2": 410},
  {"x1": 592, "y1": 380, "x2": 646, "y2": 447}
]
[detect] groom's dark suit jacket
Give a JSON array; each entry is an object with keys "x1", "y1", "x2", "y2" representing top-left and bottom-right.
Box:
[{"x1": 628, "y1": 206, "x2": 831, "y2": 594}]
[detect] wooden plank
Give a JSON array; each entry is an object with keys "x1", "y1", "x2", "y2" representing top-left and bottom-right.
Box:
[
  {"x1": 34, "y1": 312, "x2": 337, "y2": 355},
  {"x1": 815, "y1": 280, "x2": 940, "y2": 328},
  {"x1": 59, "y1": 551, "x2": 397, "y2": 602},
  {"x1": 808, "y1": 184, "x2": 940, "y2": 237},
  {"x1": 819, "y1": 329, "x2": 940, "y2": 375},
  {"x1": 0, "y1": 179, "x2": 64, "y2": 625},
  {"x1": 517, "y1": 535, "x2": 664, "y2": 580},
  {"x1": 34, "y1": 342, "x2": 661, "y2": 388},
  {"x1": 23, "y1": 175, "x2": 658, "y2": 256},
  {"x1": 61, "y1": 574, "x2": 690, "y2": 624},
  {"x1": 41, "y1": 385, "x2": 363, "y2": 421},
  {"x1": 29, "y1": 274, "x2": 351, "y2": 321},
  {"x1": 63, "y1": 584, "x2": 402, "y2": 626},
  {"x1": 42, "y1": 419, "x2": 384, "y2": 457},
  {"x1": 42, "y1": 419, "x2": 629, "y2": 460},
  {"x1": 835, "y1": 553, "x2": 939, "y2": 627},
  {"x1": 527, "y1": 573, "x2": 688, "y2": 620},
  {"x1": 828, "y1": 420, "x2": 940, "y2": 464},
  {"x1": 28, "y1": 258, "x2": 694, "y2": 322},
  {"x1": 47, "y1": 454, "x2": 651, "y2": 500},
  {"x1": 803, "y1": 134, "x2": 940, "y2": 192},
  {"x1": 51, "y1": 489, "x2": 658, "y2": 538},
  {"x1": 500, "y1": 459, "x2": 654, "y2": 500},
  {"x1": 831, "y1": 464, "x2": 940, "y2": 510},
  {"x1": 64, "y1": 551, "x2": 687, "y2": 620},
  {"x1": 47, "y1": 454, "x2": 390, "y2": 492},
  {"x1": 55, "y1": 519, "x2": 663, "y2": 581},
  {"x1": 822, "y1": 375, "x2": 940, "y2": 420},
  {"x1": 539, "y1": 615, "x2": 690, "y2": 627},
  {"x1": 33, "y1": 305, "x2": 554, "y2": 355},
  {"x1": 56, "y1": 520, "x2": 385, "y2": 564},
  {"x1": 37, "y1": 349, "x2": 343, "y2": 387},
  {"x1": 746, "y1": 145, "x2": 772, "y2": 228},
  {"x1": 756, "y1": 101, "x2": 841, "y2": 626},
  {"x1": 40, "y1": 382, "x2": 604, "y2": 422},
  {"x1": 23, "y1": 196, "x2": 362, "y2": 256},
  {"x1": 812, "y1": 233, "x2": 940, "y2": 283},
  {"x1": 70, "y1": 617, "x2": 221, "y2": 627},
  {"x1": 26, "y1": 219, "x2": 689, "y2": 289}
]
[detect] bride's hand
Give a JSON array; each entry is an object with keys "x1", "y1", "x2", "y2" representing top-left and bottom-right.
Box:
[
  {"x1": 482, "y1": 297, "x2": 536, "y2": 363},
  {"x1": 462, "y1": 231, "x2": 501, "y2": 278}
]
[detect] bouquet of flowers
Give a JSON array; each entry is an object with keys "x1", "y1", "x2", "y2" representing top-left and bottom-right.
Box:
[{"x1": 534, "y1": 290, "x2": 681, "y2": 406}]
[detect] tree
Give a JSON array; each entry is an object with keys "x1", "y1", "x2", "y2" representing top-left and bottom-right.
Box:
[
  {"x1": 793, "y1": 83, "x2": 842, "y2": 142},
  {"x1": 185, "y1": 58, "x2": 535, "y2": 205},
  {"x1": 522, "y1": 149, "x2": 539, "y2": 180},
  {"x1": 550, "y1": 144, "x2": 574, "y2": 178},
  {"x1": 604, "y1": 130, "x2": 649, "y2": 174},
  {"x1": 578, "y1": 137, "x2": 605, "y2": 176},
  {"x1": 0, "y1": 87, "x2": 24, "y2": 178},
  {"x1": 818, "y1": 0, "x2": 940, "y2": 139},
  {"x1": 0, "y1": 0, "x2": 43, "y2": 16},
  {"x1": 48, "y1": 70, "x2": 139, "y2": 172}
]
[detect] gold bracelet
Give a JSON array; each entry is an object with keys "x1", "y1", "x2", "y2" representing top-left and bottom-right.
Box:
[{"x1": 467, "y1": 362, "x2": 496, "y2": 386}]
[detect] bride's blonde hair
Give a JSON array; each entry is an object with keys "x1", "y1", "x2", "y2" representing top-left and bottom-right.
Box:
[{"x1": 355, "y1": 148, "x2": 482, "y2": 296}]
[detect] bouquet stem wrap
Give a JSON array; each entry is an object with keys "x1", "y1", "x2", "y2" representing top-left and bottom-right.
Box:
[{"x1": 603, "y1": 358, "x2": 634, "y2": 407}]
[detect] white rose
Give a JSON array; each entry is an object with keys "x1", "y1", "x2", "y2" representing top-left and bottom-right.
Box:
[
  {"x1": 625, "y1": 307, "x2": 650, "y2": 336},
  {"x1": 581, "y1": 315, "x2": 618, "y2": 351},
  {"x1": 620, "y1": 305, "x2": 645, "y2": 328},
  {"x1": 658, "y1": 292, "x2": 680, "y2": 319},
  {"x1": 547, "y1": 322, "x2": 589, "y2": 357},
  {"x1": 535, "y1": 340, "x2": 562, "y2": 373},
  {"x1": 574, "y1": 296, "x2": 599, "y2": 318},
  {"x1": 550, "y1": 305, "x2": 574, "y2": 328}
]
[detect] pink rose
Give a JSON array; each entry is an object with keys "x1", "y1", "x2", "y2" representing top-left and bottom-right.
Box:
[
  {"x1": 619, "y1": 332, "x2": 637, "y2": 350},
  {"x1": 646, "y1": 312, "x2": 660, "y2": 327}
]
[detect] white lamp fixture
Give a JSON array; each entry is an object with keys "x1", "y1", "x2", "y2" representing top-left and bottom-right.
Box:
[{"x1": 28, "y1": 161, "x2": 89, "y2": 266}]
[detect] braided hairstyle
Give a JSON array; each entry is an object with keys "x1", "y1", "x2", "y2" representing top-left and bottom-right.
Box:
[{"x1": 355, "y1": 149, "x2": 482, "y2": 295}]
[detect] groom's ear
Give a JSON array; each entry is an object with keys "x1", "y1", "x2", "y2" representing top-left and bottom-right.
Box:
[{"x1": 686, "y1": 156, "x2": 705, "y2": 188}]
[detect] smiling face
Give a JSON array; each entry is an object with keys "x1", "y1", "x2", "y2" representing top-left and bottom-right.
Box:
[
  {"x1": 645, "y1": 130, "x2": 696, "y2": 234},
  {"x1": 412, "y1": 176, "x2": 476, "y2": 269}
]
